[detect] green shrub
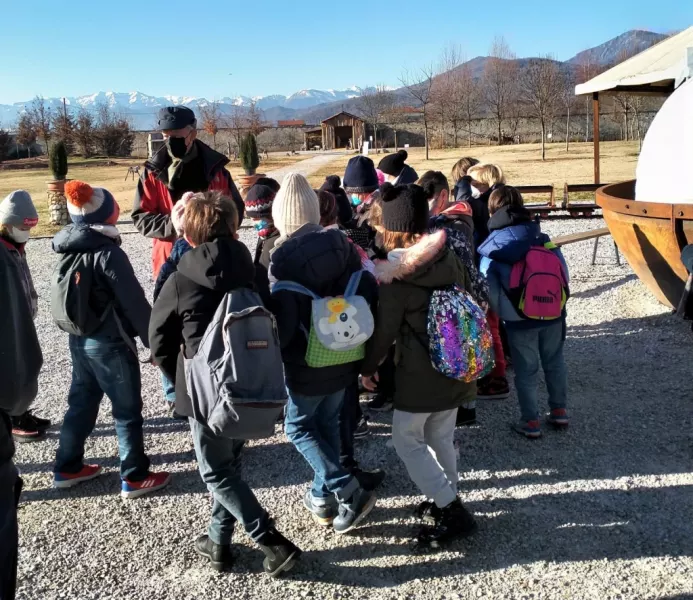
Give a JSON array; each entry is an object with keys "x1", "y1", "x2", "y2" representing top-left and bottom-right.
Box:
[
  {"x1": 240, "y1": 133, "x2": 259, "y2": 175},
  {"x1": 50, "y1": 140, "x2": 68, "y2": 180}
]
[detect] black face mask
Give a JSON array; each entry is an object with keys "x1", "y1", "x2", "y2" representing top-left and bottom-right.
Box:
[{"x1": 166, "y1": 136, "x2": 188, "y2": 159}]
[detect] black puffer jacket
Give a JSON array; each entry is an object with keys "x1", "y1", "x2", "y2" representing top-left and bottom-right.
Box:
[
  {"x1": 149, "y1": 237, "x2": 256, "y2": 417},
  {"x1": 254, "y1": 231, "x2": 280, "y2": 306},
  {"x1": 270, "y1": 225, "x2": 378, "y2": 396},
  {"x1": 52, "y1": 225, "x2": 151, "y2": 346},
  {"x1": 454, "y1": 176, "x2": 502, "y2": 247}
]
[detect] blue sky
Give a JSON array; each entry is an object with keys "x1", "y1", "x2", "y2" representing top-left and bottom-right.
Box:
[{"x1": 1, "y1": 0, "x2": 691, "y2": 104}]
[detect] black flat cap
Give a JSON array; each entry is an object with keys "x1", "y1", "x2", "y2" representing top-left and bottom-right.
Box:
[{"x1": 157, "y1": 106, "x2": 196, "y2": 131}]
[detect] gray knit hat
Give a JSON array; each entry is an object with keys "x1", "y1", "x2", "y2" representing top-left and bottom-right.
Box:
[
  {"x1": 0, "y1": 190, "x2": 38, "y2": 228},
  {"x1": 272, "y1": 173, "x2": 320, "y2": 237}
]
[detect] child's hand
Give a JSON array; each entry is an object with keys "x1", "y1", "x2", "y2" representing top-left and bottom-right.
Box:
[{"x1": 361, "y1": 374, "x2": 379, "y2": 392}]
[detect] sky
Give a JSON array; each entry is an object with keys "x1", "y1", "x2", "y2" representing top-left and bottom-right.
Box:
[{"x1": 1, "y1": 0, "x2": 692, "y2": 104}]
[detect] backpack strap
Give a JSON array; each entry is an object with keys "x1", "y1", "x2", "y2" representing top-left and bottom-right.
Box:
[
  {"x1": 271, "y1": 280, "x2": 320, "y2": 300},
  {"x1": 344, "y1": 270, "x2": 364, "y2": 297}
]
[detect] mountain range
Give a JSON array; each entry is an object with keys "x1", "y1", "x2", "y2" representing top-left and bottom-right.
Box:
[{"x1": 0, "y1": 30, "x2": 668, "y2": 131}]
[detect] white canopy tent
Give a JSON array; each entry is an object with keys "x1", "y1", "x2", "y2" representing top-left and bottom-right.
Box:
[{"x1": 574, "y1": 26, "x2": 693, "y2": 183}]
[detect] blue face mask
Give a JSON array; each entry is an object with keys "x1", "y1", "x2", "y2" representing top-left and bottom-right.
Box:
[
  {"x1": 350, "y1": 194, "x2": 362, "y2": 207},
  {"x1": 254, "y1": 219, "x2": 269, "y2": 232}
]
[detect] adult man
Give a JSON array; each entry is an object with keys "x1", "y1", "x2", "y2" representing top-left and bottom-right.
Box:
[{"x1": 132, "y1": 106, "x2": 244, "y2": 279}]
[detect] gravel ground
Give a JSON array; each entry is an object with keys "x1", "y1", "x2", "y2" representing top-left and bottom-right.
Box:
[{"x1": 12, "y1": 218, "x2": 693, "y2": 600}]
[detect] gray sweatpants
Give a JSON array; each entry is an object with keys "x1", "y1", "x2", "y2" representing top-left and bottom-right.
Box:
[{"x1": 392, "y1": 408, "x2": 458, "y2": 508}]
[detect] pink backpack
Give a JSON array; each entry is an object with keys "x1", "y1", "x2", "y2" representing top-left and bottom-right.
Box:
[{"x1": 508, "y1": 246, "x2": 568, "y2": 320}]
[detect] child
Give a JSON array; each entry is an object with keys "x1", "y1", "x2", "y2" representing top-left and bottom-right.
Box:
[
  {"x1": 270, "y1": 173, "x2": 379, "y2": 533},
  {"x1": 455, "y1": 163, "x2": 510, "y2": 401},
  {"x1": 149, "y1": 191, "x2": 300, "y2": 576},
  {"x1": 419, "y1": 172, "x2": 490, "y2": 427},
  {"x1": 0, "y1": 191, "x2": 43, "y2": 599},
  {"x1": 450, "y1": 156, "x2": 480, "y2": 196},
  {"x1": 361, "y1": 182, "x2": 477, "y2": 547},
  {"x1": 342, "y1": 156, "x2": 381, "y2": 252},
  {"x1": 244, "y1": 180, "x2": 280, "y2": 305},
  {"x1": 319, "y1": 176, "x2": 352, "y2": 229},
  {"x1": 52, "y1": 181, "x2": 170, "y2": 497},
  {"x1": 478, "y1": 185, "x2": 569, "y2": 439},
  {"x1": 0, "y1": 191, "x2": 51, "y2": 442},
  {"x1": 378, "y1": 149, "x2": 419, "y2": 185}
]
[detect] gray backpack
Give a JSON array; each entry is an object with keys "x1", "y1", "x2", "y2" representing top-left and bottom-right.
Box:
[{"x1": 184, "y1": 289, "x2": 287, "y2": 439}]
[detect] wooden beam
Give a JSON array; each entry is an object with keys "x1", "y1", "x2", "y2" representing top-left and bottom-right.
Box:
[
  {"x1": 592, "y1": 92, "x2": 600, "y2": 185},
  {"x1": 553, "y1": 227, "x2": 610, "y2": 247}
]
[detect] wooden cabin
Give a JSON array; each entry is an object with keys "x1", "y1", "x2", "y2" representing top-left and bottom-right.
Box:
[{"x1": 321, "y1": 112, "x2": 365, "y2": 150}]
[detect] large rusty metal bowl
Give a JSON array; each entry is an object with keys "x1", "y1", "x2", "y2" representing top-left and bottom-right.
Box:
[{"x1": 597, "y1": 180, "x2": 693, "y2": 308}]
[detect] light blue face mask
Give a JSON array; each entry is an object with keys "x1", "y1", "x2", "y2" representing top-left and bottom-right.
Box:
[
  {"x1": 350, "y1": 194, "x2": 362, "y2": 207},
  {"x1": 254, "y1": 219, "x2": 270, "y2": 232}
]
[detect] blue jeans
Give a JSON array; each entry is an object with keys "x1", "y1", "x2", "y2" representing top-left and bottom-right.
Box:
[
  {"x1": 339, "y1": 378, "x2": 361, "y2": 472},
  {"x1": 161, "y1": 371, "x2": 176, "y2": 404},
  {"x1": 189, "y1": 418, "x2": 271, "y2": 545},
  {"x1": 506, "y1": 321, "x2": 568, "y2": 422},
  {"x1": 285, "y1": 389, "x2": 359, "y2": 502},
  {"x1": 55, "y1": 336, "x2": 150, "y2": 481}
]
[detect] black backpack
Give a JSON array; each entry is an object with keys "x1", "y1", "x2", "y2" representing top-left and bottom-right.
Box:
[{"x1": 51, "y1": 253, "x2": 111, "y2": 336}]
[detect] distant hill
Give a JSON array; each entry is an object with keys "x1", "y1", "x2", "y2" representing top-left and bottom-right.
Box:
[{"x1": 566, "y1": 29, "x2": 667, "y2": 66}]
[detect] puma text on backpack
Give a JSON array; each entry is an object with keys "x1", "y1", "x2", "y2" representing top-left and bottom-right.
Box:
[
  {"x1": 427, "y1": 285, "x2": 495, "y2": 383},
  {"x1": 272, "y1": 270, "x2": 374, "y2": 369},
  {"x1": 184, "y1": 289, "x2": 287, "y2": 439},
  {"x1": 508, "y1": 245, "x2": 569, "y2": 320},
  {"x1": 51, "y1": 253, "x2": 110, "y2": 336}
]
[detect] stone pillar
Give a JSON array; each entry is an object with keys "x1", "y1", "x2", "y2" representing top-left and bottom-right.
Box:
[{"x1": 48, "y1": 190, "x2": 70, "y2": 226}]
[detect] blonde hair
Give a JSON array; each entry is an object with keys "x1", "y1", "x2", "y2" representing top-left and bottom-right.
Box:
[
  {"x1": 450, "y1": 157, "x2": 479, "y2": 183},
  {"x1": 467, "y1": 163, "x2": 505, "y2": 187},
  {"x1": 184, "y1": 191, "x2": 238, "y2": 246},
  {"x1": 0, "y1": 225, "x2": 10, "y2": 238},
  {"x1": 381, "y1": 230, "x2": 422, "y2": 253}
]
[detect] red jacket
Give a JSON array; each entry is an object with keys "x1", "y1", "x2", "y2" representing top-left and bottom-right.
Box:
[{"x1": 132, "y1": 140, "x2": 244, "y2": 278}]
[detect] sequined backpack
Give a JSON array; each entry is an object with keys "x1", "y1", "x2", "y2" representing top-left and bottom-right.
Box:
[{"x1": 426, "y1": 284, "x2": 495, "y2": 383}]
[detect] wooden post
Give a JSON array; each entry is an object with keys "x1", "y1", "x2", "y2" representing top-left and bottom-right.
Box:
[{"x1": 592, "y1": 92, "x2": 600, "y2": 184}]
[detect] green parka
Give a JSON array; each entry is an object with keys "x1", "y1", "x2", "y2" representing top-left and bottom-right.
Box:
[{"x1": 362, "y1": 230, "x2": 476, "y2": 413}]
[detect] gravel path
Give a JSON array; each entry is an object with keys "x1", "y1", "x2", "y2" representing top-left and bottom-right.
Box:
[
  {"x1": 13, "y1": 219, "x2": 693, "y2": 600},
  {"x1": 265, "y1": 152, "x2": 346, "y2": 182}
]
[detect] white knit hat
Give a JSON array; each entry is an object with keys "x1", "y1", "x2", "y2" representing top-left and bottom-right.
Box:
[{"x1": 272, "y1": 172, "x2": 320, "y2": 237}]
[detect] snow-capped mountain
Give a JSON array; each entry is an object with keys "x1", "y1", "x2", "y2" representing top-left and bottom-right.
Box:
[{"x1": 0, "y1": 87, "x2": 365, "y2": 130}]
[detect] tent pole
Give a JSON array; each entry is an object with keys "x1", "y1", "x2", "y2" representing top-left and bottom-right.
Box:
[{"x1": 593, "y1": 92, "x2": 600, "y2": 184}]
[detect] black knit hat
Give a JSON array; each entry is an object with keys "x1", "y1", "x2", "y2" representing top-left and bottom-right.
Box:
[
  {"x1": 320, "y1": 175, "x2": 353, "y2": 226},
  {"x1": 380, "y1": 183, "x2": 429, "y2": 233},
  {"x1": 378, "y1": 149, "x2": 409, "y2": 178},
  {"x1": 343, "y1": 156, "x2": 379, "y2": 194},
  {"x1": 157, "y1": 106, "x2": 196, "y2": 131},
  {"x1": 255, "y1": 177, "x2": 280, "y2": 193},
  {"x1": 244, "y1": 184, "x2": 276, "y2": 219}
]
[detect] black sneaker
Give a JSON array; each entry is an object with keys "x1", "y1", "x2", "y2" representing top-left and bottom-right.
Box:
[
  {"x1": 257, "y1": 528, "x2": 301, "y2": 577},
  {"x1": 303, "y1": 490, "x2": 337, "y2": 527},
  {"x1": 456, "y1": 407, "x2": 476, "y2": 427},
  {"x1": 367, "y1": 393, "x2": 393, "y2": 412},
  {"x1": 22, "y1": 411, "x2": 51, "y2": 431},
  {"x1": 414, "y1": 498, "x2": 477, "y2": 550},
  {"x1": 476, "y1": 376, "x2": 510, "y2": 400},
  {"x1": 333, "y1": 488, "x2": 377, "y2": 535},
  {"x1": 414, "y1": 500, "x2": 441, "y2": 525},
  {"x1": 195, "y1": 535, "x2": 234, "y2": 572},
  {"x1": 11, "y1": 412, "x2": 47, "y2": 443},
  {"x1": 353, "y1": 417, "x2": 370, "y2": 440},
  {"x1": 352, "y1": 467, "x2": 385, "y2": 492}
]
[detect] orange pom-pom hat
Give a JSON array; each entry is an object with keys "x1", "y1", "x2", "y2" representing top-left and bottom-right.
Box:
[{"x1": 65, "y1": 180, "x2": 117, "y2": 225}]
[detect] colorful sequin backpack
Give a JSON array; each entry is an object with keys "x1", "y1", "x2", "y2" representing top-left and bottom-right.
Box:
[
  {"x1": 272, "y1": 270, "x2": 374, "y2": 368},
  {"x1": 426, "y1": 284, "x2": 495, "y2": 383}
]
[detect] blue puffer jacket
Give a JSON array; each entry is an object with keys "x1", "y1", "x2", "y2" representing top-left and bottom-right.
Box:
[{"x1": 478, "y1": 206, "x2": 569, "y2": 329}]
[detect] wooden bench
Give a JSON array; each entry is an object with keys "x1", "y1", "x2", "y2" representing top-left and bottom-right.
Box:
[
  {"x1": 562, "y1": 183, "x2": 610, "y2": 213},
  {"x1": 553, "y1": 227, "x2": 620, "y2": 265},
  {"x1": 515, "y1": 185, "x2": 555, "y2": 207}
]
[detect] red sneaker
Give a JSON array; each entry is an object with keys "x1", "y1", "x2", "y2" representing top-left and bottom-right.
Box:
[
  {"x1": 547, "y1": 408, "x2": 569, "y2": 428},
  {"x1": 54, "y1": 464, "x2": 104, "y2": 488},
  {"x1": 121, "y1": 471, "x2": 171, "y2": 499}
]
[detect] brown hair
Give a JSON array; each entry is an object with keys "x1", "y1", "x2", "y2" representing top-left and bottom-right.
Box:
[
  {"x1": 467, "y1": 163, "x2": 505, "y2": 187},
  {"x1": 488, "y1": 184, "x2": 524, "y2": 215},
  {"x1": 184, "y1": 191, "x2": 239, "y2": 246},
  {"x1": 316, "y1": 189, "x2": 338, "y2": 226},
  {"x1": 451, "y1": 157, "x2": 480, "y2": 183},
  {"x1": 417, "y1": 171, "x2": 449, "y2": 199},
  {"x1": 380, "y1": 230, "x2": 421, "y2": 253}
]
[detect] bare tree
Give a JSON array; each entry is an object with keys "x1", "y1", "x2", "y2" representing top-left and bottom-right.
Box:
[
  {"x1": 74, "y1": 108, "x2": 96, "y2": 157},
  {"x1": 29, "y1": 96, "x2": 52, "y2": 153},
  {"x1": 16, "y1": 113, "x2": 37, "y2": 157},
  {"x1": 357, "y1": 84, "x2": 394, "y2": 152},
  {"x1": 483, "y1": 37, "x2": 518, "y2": 145},
  {"x1": 430, "y1": 45, "x2": 463, "y2": 149},
  {"x1": 52, "y1": 108, "x2": 74, "y2": 153},
  {"x1": 94, "y1": 104, "x2": 134, "y2": 157},
  {"x1": 576, "y1": 55, "x2": 601, "y2": 142},
  {"x1": 449, "y1": 61, "x2": 482, "y2": 148},
  {"x1": 246, "y1": 101, "x2": 263, "y2": 136},
  {"x1": 199, "y1": 101, "x2": 222, "y2": 150},
  {"x1": 520, "y1": 56, "x2": 563, "y2": 160},
  {"x1": 400, "y1": 63, "x2": 436, "y2": 160},
  {"x1": 383, "y1": 105, "x2": 407, "y2": 150},
  {"x1": 560, "y1": 69, "x2": 576, "y2": 151}
]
